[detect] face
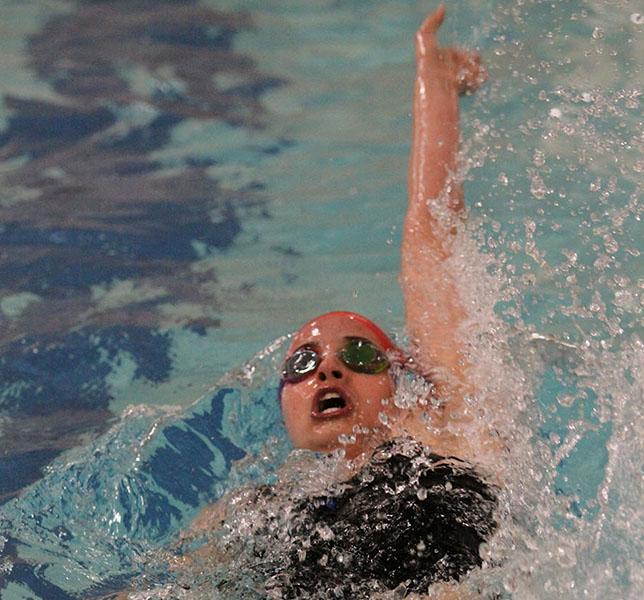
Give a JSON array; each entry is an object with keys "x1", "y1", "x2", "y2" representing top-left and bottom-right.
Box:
[{"x1": 280, "y1": 314, "x2": 396, "y2": 459}]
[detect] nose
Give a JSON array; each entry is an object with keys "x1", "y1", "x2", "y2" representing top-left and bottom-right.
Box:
[
  {"x1": 317, "y1": 369, "x2": 343, "y2": 381},
  {"x1": 317, "y1": 355, "x2": 344, "y2": 382}
]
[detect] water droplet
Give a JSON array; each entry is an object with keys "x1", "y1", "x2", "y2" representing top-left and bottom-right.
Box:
[
  {"x1": 503, "y1": 575, "x2": 518, "y2": 593},
  {"x1": 316, "y1": 524, "x2": 334, "y2": 541},
  {"x1": 556, "y1": 542, "x2": 577, "y2": 568},
  {"x1": 603, "y1": 234, "x2": 619, "y2": 254},
  {"x1": 592, "y1": 26, "x2": 605, "y2": 40},
  {"x1": 613, "y1": 290, "x2": 637, "y2": 312},
  {"x1": 530, "y1": 174, "x2": 548, "y2": 199},
  {"x1": 337, "y1": 434, "x2": 356, "y2": 446},
  {"x1": 378, "y1": 412, "x2": 389, "y2": 426}
]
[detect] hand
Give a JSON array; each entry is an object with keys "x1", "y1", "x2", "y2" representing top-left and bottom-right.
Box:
[{"x1": 415, "y1": 5, "x2": 486, "y2": 96}]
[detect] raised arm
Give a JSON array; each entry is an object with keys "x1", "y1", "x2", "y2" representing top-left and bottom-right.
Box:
[{"x1": 401, "y1": 6, "x2": 484, "y2": 396}]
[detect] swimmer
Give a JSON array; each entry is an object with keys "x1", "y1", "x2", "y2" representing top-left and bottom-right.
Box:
[
  {"x1": 186, "y1": 7, "x2": 502, "y2": 599},
  {"x1": 264, "y1": 7, "x2": 500, "y2": 597},
  {"x1": 118, "y1": 6, "x2": 501, "y2": 599},
  {"x1": 279, "y1": 0, "x2": 498, "y2": 465}
]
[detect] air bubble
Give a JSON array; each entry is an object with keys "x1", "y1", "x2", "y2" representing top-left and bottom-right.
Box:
[
  {"x1": 630, "y1": 13, "x2": 643, "y2": 25},
  {"x1": 591, "y1": 27, "x2": 604, "y2": 40},
  {"x1": 416, "y1": 487, "x2": 427, "y2": 500}
]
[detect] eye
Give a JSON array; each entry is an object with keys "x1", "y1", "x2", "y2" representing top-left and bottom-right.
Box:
[
  {"x1": 282, "y1": 347, "x2": 320, "y2": 382},
  {"x1": 339, "y1": 339, "x2": 389, "y2": 374}
]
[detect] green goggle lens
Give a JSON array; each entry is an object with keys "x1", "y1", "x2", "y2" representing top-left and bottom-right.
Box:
[{"x1": 339, "y1": 338, "x2": 389, "y2": 374}]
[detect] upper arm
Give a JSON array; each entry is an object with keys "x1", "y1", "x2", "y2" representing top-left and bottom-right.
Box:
[{"x1": 401, "y1": 215, "x2": 468, "y2": 390}]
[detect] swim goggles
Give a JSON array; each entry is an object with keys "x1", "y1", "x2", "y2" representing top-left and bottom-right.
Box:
[{"x1": 281, "y1": 337, "x2": 390, "y2": 383}]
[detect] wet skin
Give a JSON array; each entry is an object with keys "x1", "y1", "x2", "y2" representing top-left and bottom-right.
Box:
[{"x1": 280, "y1": 313, "x2": 398, "y2": 459}]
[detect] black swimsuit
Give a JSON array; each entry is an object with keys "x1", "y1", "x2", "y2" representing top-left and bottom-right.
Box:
[{"x1": 261, "y1": 438, "x2": 498, "y2": 598}]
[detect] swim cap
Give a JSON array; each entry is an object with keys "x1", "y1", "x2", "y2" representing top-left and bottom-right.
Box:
[{"x1": 291, "y1": 311, "x2": 397, "y2": 353}]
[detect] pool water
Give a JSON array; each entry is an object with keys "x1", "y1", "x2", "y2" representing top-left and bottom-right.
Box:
[{"x1": 0, "y1": 0, "x2": 641, "y2": 598}]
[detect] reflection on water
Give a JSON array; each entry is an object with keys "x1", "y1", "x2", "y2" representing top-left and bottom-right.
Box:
[{"x1": 1, "y1": 0, "x2": 642, "y2": 598}]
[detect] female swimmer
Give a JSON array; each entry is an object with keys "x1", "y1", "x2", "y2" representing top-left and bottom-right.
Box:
[{"x1": 180, "y1": 6, "x2": 500, "y2": 600}]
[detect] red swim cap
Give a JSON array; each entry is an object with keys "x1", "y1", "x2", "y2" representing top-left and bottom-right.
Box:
[{"x1": 290, "y1": 311, "x2": 397, "y2": 353}]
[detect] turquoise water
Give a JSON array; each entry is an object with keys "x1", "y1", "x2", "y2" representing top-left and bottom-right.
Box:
[{"x1": 0, "y1": 0, "x2": 641, "y2": 598}]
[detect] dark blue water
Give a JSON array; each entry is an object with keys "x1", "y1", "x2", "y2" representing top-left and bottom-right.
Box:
[{"x1": 0, "y1": 0, "x2": 281, "y2": 501}]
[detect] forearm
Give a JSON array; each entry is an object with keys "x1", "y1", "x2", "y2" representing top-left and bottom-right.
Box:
[
  {"x1": 408, "y1": 59, "x2": 463, "y2": 224},
  {"x1": 403, "y1": 73, "x2": 463, "y2": 363},
  {"x1": 403, "y1": 67, "x2": 464, "y2": 377}
]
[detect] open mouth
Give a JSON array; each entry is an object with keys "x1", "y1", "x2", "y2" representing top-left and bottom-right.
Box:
[{"x1": 312, "y1": 388, "x2": 353, "y2": 419}]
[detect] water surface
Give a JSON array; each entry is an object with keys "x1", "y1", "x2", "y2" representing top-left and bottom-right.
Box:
[{"x1": 0, "y1": 0, "x2": 641, "y2": 598}]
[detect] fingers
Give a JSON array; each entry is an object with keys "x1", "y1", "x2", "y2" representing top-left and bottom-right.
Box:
[
  {"x1": 451, "y1": 49, "x2": 487, "y2": 95},
  {"x1": 419, "y1": 4, "x2": 446, "y2": 37},
  {"x1": 416, "y1": 4, "x2": 446, "y2": 55},
  {"x1": 415, "y1": 6, "x2": 487, "y2": 96}
]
